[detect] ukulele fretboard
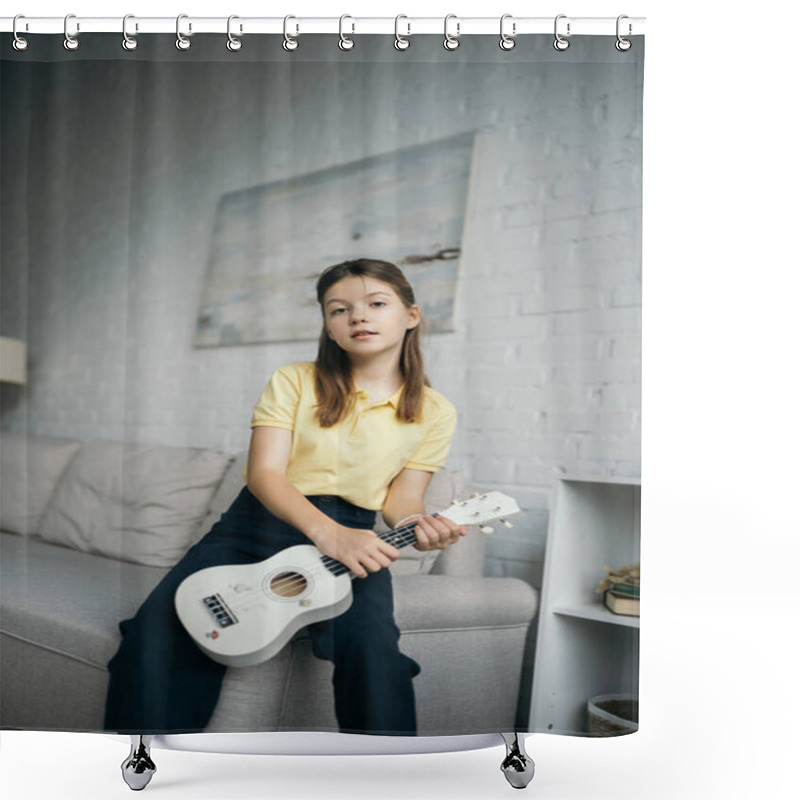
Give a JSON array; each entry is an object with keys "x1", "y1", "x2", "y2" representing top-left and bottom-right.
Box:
[{"x1": 320, "y1": 519, "x2": 423, "y2": 577}]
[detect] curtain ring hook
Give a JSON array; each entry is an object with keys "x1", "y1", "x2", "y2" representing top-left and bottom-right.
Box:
[
  {"x1": 339, "y1": 14, "x2": 355, "y2": 50},
  {"x1": 122, "y1": 14, "x2": 138, "y2": 51},
  {"x1": 615, "y1": 15, "x2": 632, "y2": 51},
  {"x1": 499, "y1": 14, "x2": 516, "y2": 51},
  {"x1": 443, "y1": 14, "x2": 460, "y2": 51},
  {"x1": 176, "y1": 14, "x2": 192, "y2": 50},
  {"x1": 553, "y1": 14, "x2": 570, "y2": 51},
  {"x1": 394, "y1": 14, "x2": 411, "y2": 50},
  {"x1": 227, "y1": 15, "x2": 242, "y2": 51},
  {"x1": 12, "y1": 14, "x2": 29, "y2": 51},
  {"x1": 283, "y1": 15, "x2": 299, "y2": 51},
  {"x1": 63, "y1": 13, "x2": 80, "y2": 51}
]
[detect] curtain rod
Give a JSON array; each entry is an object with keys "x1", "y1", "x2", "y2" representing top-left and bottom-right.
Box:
[{"x1": 2, "y1": 16, "x2": 646, "y2": 37}]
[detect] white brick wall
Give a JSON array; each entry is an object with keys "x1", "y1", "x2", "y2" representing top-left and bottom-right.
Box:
[{"x1": 1, "y1": 39, "x2": 642, "y2": 581}]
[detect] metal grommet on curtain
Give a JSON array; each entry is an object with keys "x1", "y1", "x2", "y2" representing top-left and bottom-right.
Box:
[
  {"x1": 122, "y1": 15, "x2": 138, "y2": 51},
  {"x1": 394, "y1": 15, "x2": 410, "y2": 51},
  {"x1": 226, "y1": 15, "x2": 242, "y2": 52},
  {"x1": 63, "y1": 13, "x2": 80, "y2": 51},
  {"x1": 443, "y1": 14, "x2": 460, "y2": 51},
  {"x1": 283, "y1": 16, "x2": 299, "y2": 51},
  {"x1": 553, "y1": 14, "x2": 570, "y2": 51},
  {"x1": 499, "y1": 14, "x2": 516, "y2": 50},
  {"x1": 339, "y1": 15, "x2": 355, "y2": 50},
  {"x1": 176, "y1": 14, "x2": 191, "y2": 51},
  {"x1": 615, "y1": 15, "x2": 632, "y2": 51},
  {"x1": 12, "y1": 14, "x2": 28, "y2": 51}
]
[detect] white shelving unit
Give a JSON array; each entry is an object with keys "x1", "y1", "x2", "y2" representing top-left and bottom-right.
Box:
[{"x1": 529, "y1": 474, "x2": 640, "y2": 735}]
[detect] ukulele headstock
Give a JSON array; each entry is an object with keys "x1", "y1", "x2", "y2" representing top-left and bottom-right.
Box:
[{"x1": 440, "y1": 491, "x2": 521, "y2": 535}]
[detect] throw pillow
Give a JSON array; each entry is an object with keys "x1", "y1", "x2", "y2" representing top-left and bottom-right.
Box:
[
  {"x1": 0, "y1": 433, "x2": 82, "y2": 536},
  {"x1": 39, "y1": 440, "x2": 234, "y2": 567}
]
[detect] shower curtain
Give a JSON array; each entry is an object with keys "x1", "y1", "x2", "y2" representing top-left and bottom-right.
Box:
[{"x1": 0, "y1": 27, "x2": 643, "y2": 743}]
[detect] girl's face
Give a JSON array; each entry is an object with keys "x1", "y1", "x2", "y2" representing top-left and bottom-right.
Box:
[{"x1": 322, "y1": 275, "x2": 420, "y2": 363}]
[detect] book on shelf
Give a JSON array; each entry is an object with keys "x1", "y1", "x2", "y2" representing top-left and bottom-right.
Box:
[
  {"x1": 608, "y1": 581, "x2": 639, "y2": 599},
  {"x1": 604, "y1": 589, "x2": 640, "y2": 617}
]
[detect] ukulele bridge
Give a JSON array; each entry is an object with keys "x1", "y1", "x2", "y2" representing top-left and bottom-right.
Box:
[{"x1": 202, "y1": 593, "x2": 238, "y2": 628}]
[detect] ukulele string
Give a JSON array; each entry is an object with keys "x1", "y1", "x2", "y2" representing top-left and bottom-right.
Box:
[{"x1": 320, "y1": 521, "x2": 420, "y2": 578}]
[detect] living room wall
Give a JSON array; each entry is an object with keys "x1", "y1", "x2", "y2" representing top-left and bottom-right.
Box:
[{"x1": 1, "y1": 37, "x2": 642, "y2": 583}]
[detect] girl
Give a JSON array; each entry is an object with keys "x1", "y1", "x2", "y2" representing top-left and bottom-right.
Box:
[{"x1": 104, "y1": 258, "x2": 466, "y2": 737}]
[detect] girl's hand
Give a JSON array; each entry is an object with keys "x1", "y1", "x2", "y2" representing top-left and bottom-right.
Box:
[
  {"x1": 314, "y1": 524, "x2": 400, "y2": 579},
  {"x1": 411, "y1": 514, "x2": 468, "y2": 552}
]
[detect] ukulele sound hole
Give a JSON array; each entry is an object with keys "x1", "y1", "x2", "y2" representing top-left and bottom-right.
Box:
[{"x1": 269, "y1": 571, "x2": 308, "y2": 598}]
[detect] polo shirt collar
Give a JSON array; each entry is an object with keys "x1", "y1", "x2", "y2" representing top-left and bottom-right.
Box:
[{"x1": 355, "y1": 384, "x2": 403, "y2": 409}]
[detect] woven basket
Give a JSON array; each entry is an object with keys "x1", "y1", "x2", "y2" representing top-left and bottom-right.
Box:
[{"x1": 587, "y1": 693, "x2": 638, "y2": 736}]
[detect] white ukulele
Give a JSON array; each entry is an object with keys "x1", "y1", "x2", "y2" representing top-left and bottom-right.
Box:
[{"x1": 174, "y1": 491, "x2": 520, "y2": 667}]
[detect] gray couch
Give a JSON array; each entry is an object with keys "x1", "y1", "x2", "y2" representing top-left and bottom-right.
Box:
[{"x1": 0, "y1": 433, "x2": 537, "y2": 735}]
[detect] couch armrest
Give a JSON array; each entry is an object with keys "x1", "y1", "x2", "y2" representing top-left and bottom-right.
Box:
[
  {"x1": 392, "y1": 574, "x2": 538, "y2": 631},
  {"x1": 277, "y1": 574, "x2": 539, "y2": 734}
]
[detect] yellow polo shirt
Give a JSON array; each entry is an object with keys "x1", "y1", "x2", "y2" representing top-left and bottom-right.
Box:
[{"x1": 245, "y1": 361, "x2": 456, "y2": 511}]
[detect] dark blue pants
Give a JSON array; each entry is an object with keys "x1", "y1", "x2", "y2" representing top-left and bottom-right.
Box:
[{"x1": 103, "y1": 487, "x2": 419, "y2": 735}]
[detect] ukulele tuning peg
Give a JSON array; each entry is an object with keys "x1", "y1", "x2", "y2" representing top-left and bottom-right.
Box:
[
  {"x1": 500, "y1": 519, "x2": 514, "y2": 529},
  {"x1": 479, "y1": 525, "x2": 495, "y2": 535},
  {"x1": 470, "y1": 492, "x2": 479, "y2": 499}
]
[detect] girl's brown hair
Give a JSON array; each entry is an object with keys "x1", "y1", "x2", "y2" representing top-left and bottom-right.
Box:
[{"x1": 314, "y1": 258, "x2": 429, "y2": 427}]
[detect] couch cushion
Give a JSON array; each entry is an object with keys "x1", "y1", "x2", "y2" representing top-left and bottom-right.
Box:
[
  {"x1": 0, "y1": 532, "x2": 168, "y2": 667},
  {"x1": 38, "y1": 440, "x2": 234, "y2": 567},
  {"x1": 0, "y1": 533, "x2": 536, "y2": 668},
  {"x1": 0, "y1": 433, "x2": 82, "y2": 536}
]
